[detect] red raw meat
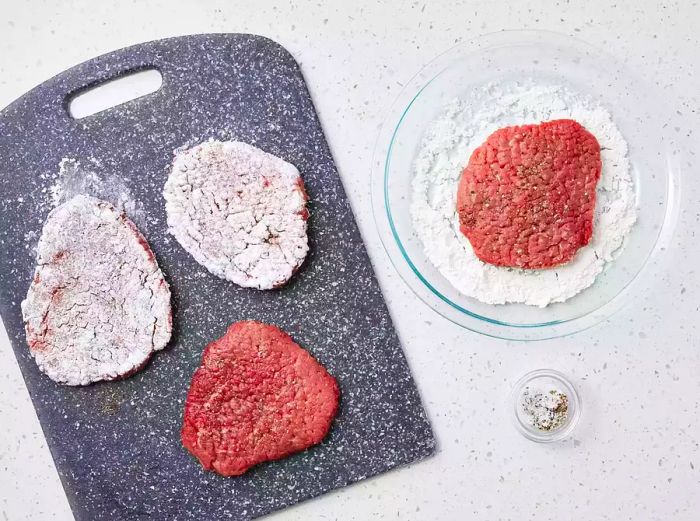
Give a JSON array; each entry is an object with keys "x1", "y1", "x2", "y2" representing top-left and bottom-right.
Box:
[
  {"x1": 457, "y1": 119, "x2": 602, "y2": 269},
  {"x1": 181, "y1": 320, "x2": 339, "y2": 476}
]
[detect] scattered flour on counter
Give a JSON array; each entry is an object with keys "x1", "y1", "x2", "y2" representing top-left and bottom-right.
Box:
[{"x1": 410, "y1": 81, "x2": 637, "y2": 307}]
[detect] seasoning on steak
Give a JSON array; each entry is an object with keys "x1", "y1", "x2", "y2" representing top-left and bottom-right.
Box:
[
  {"x1": 21, "y1": 195, "x2": 172, "y2": 385},
  {"x1": 181, "y1": 321, "x2": 339, "y2": 476},
  {"x1": 457, "y1": 119, "x2": 602, "y2": 269},
  {"x1": 163, "y1": 140, "x2": 309, "y2": 290}
]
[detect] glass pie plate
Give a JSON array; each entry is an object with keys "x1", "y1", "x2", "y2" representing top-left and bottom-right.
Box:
[{"x1": 371, "y1": 30, "x2": 680, "y2": 340}]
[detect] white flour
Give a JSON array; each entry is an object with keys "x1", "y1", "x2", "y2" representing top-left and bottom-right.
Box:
[
  {"x1": 24, "y1": 159, "x2": 146, "y2": 256},
  {"x1": 410, "y1": 81, "x2": 637, "y2": 307},
  {"x1": 164, "y1": 140, "x2": 309, "y2": 290},
  {"x1": 50, "y1": 158, "x2": 146, "y2": 229},
  {"x1": 21, "y1": 195, "x2": 171, "y2": 385}
]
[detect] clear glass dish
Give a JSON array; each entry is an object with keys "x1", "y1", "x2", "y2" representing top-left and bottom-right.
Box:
[
  {"x1": 371, "y1": 30, "x2": 681, "y2": 340},
  {"x1": 510, "y1": 369, "x2": 581, "y2": 443}
]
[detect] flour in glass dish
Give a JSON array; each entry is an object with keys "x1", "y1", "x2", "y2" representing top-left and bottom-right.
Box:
[{"x1": 410, "y1": 81, "x2": 637, "y2": 307}]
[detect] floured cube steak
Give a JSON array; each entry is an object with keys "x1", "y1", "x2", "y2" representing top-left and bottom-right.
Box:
[
  {"x1": 457, "y1": 119, "x2": 602, "y2": 269},
  {"x1": 21, "y1": 195, "x2": 172, "y2": 385},
  {"x1": 181, "y1": 321, "x2": 339, "y2": 476},
  {"x1": 163, "y1": 140, "x2": 309, "y2": 290}
]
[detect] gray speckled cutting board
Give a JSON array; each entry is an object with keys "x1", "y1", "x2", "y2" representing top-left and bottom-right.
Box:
[{"x1": 0, "y1": 34, "x2": 435, "y2": 520}]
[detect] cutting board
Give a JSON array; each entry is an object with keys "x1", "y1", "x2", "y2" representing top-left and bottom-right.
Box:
[{"x1": 0, "y1": 34, "x2": 435, "y2": 520}]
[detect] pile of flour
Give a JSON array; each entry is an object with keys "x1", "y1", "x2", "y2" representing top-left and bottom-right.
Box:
[{"x1": 410, "y1": 81, "x2": 637, "y2": 307}]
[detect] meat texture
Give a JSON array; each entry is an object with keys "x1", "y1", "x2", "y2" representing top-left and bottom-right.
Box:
[
  {"x1": 457, "y1": 119, "x2": 602, "y2": 269},
  {"x1": 164, "y1": 140, "x2": 309, "y2": 289},
  {"x1": 181, "y1": 321, "x2": 339, "y2": 476},
  {"x1": 21, "y1": 195, "x2": 172, "y2": 385}
]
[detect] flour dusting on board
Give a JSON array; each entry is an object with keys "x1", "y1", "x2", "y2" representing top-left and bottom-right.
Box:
[
  {"x1": 23, "y1": 158, "x2": 147, "y2": 256},
  {"x1": 410, "y1": 81, "x2": 637, "y2": 307},
  {"x1": 52, "y1": 158, "x2": 143, "y2": 223}
]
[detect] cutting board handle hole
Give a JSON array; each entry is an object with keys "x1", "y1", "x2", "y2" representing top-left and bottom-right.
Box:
[{"x1": 67, "y1": 68, "x2": 163, "y2": 119}]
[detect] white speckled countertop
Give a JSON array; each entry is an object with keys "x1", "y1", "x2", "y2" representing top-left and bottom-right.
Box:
[{"x1": 1, "y1": 1, "x2": 699, "y2": 519}]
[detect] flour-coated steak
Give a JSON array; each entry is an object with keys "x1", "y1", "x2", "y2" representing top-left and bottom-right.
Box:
[
  {"x1": 164, "y1": 140, "x2": 309, "y2": 289},
  {"x1": 21, "y1": 195, "x2": 172, "y2": 385}
]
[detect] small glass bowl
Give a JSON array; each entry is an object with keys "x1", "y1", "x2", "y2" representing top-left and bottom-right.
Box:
[{"x1": 510, "y1": 369, "x2": 581, "y2": 443}]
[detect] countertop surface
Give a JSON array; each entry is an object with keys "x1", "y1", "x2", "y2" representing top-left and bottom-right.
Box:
[{"x1": 1, "y1": 1, "x2": 699, "y2": 520}]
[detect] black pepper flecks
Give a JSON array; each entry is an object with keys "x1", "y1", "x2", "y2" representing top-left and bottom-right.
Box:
[
  {"x1": 521, "y1": 386, "x2": 569, "y2": 432},
  {"x1": 0, "y1": 34, "x2": 435, "y2": 521}
]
